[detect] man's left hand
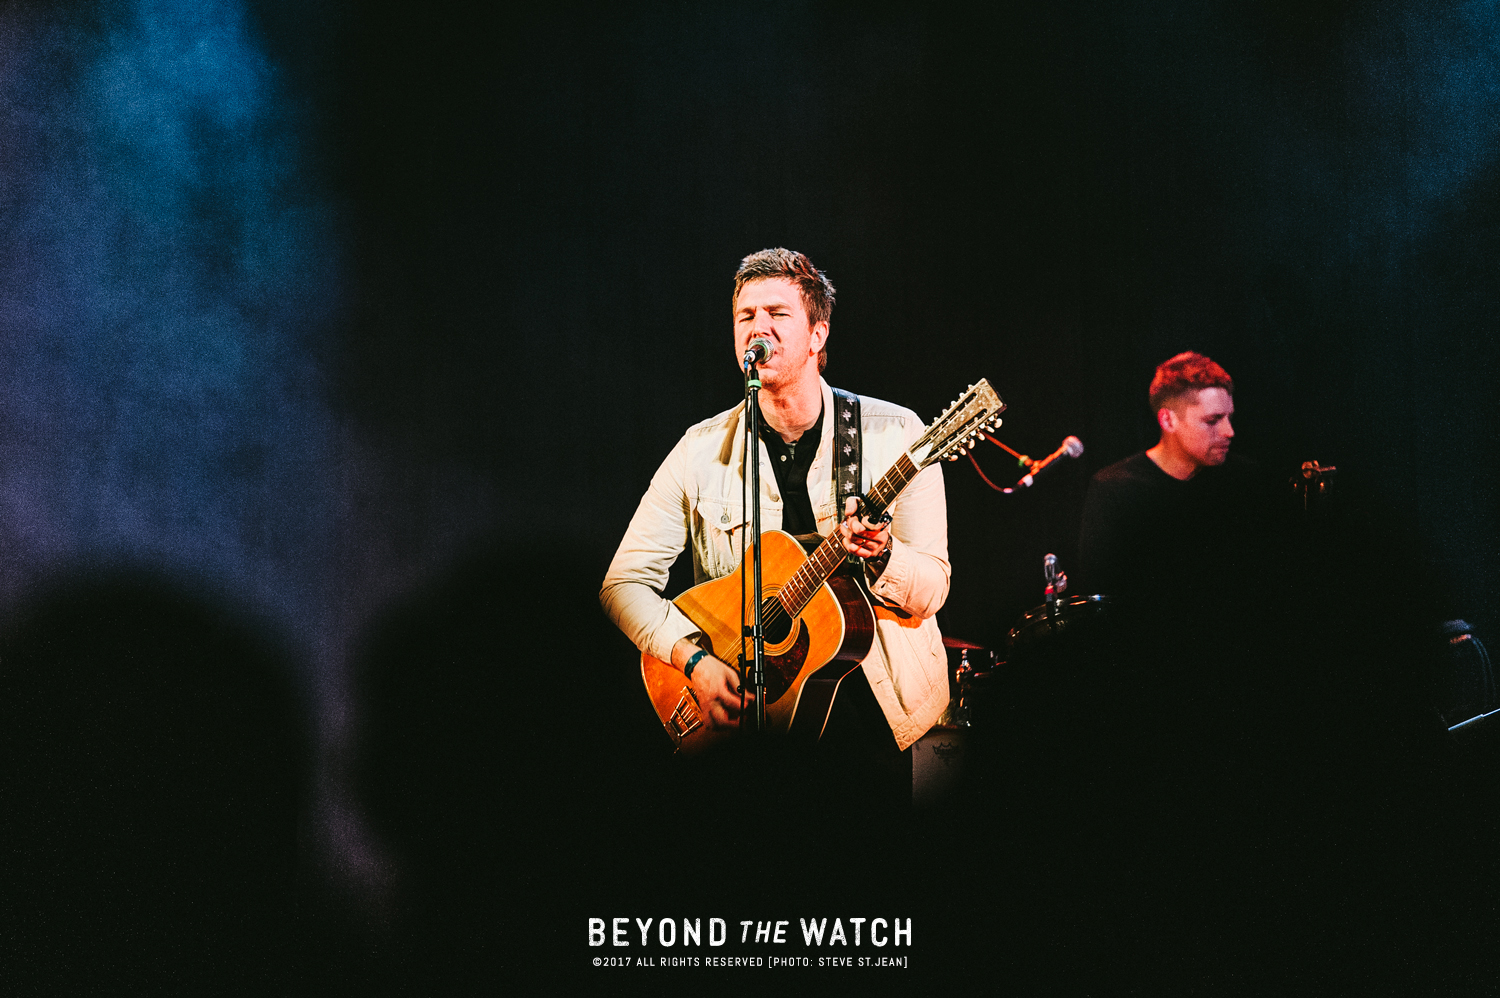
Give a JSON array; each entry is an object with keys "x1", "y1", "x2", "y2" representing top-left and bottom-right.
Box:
[{"x1": 838, "y1": 495, "x2": 891, "y2": 561}]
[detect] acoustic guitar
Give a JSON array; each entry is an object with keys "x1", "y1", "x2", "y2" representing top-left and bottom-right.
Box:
[{"x1": 641, "y1": 379, "x2": 1006, "y2": 754}]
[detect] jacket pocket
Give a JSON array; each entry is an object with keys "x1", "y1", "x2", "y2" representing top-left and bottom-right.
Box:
[{"x1": 692, "y1": 497, "x2": 748, "y2": 579}]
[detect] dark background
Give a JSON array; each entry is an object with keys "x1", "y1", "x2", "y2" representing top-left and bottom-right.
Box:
[
  {"x1": 321, "y1": 0, "x2": 1500, "y2": 643},
  {"x1": 2, "y1": 0, "x2": 1497, "y2": 991}
]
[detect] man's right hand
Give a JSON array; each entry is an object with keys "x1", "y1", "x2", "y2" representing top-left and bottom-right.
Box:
[
  {"x1": 674, "y1": 640, "x2": 752, "y2": 730},
  {"x1": 692, "y1": 657, "x2": 750, "y2": 730}
]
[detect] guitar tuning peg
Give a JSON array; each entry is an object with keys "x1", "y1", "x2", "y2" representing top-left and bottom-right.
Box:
[{"x1": 948, "y1": 454, "x2": 960, "y2": 462}]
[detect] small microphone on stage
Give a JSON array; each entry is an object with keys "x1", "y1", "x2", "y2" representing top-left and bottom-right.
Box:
[
  {"x1": 1016, "y1": 435, "x2": 1084, "y2": 488},
  {"x1": 1043, "y1": 552, "x2": 1067, "y2": 599},
  {"x1": 743, "y1": 337, "x2": 774, "y2": 367}
]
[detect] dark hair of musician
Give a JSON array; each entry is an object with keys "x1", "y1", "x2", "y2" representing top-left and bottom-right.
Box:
[
  {"x1": 732, "y1": 248, "x2": 836, "y2": 373},
  {"x1": 1149, "y1": 351, "x2": 1234, "y2": 413}
]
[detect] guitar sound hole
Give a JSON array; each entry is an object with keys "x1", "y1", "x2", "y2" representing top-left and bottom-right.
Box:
[{"x1": 760, "y1": 598, "x2": 793, "y2": 644}]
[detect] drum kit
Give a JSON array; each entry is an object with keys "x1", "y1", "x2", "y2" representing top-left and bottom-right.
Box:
[
  {"x1": 939, "y1": 551, "x2": 1112, "y2": 726},
  {"x1": 913, "y1": 551, "x2": 1113, "y2": 805}
]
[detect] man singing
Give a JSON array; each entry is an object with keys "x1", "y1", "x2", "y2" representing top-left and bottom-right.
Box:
[{"x1": 599, "y1": 248, "x2": 950, "y2": 803}]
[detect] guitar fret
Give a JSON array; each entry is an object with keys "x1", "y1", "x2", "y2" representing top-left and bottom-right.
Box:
[
  {"x1": 868, "y1": 454, "x2": 914, "y2": 512},
  {"x1": 776, "y1": 451, "x2": 924, "y2": 619}
]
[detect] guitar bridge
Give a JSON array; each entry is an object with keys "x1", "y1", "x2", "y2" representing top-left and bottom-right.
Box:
[{"x1": 666, "y1": 687, "x2": 703, "y2": 748}]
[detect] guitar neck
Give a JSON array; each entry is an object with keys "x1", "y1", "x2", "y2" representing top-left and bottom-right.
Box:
[{"x1": 776, "y1": 451, "x2": 920, "y2": 618}]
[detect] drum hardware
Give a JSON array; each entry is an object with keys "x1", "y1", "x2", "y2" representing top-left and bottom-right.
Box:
[
  {"x1": 954, "y1": 649, "x2": 974, "y2": 727},
  {"x1": 950, "y1": 646, "x2": 998, "y2": 728},
  {"x1": 1043, "y1": 552, "x2": 1068, "y2": 610},
  {"x1": 1292, "y1": 460, "x2": 1337, "y2": 512},
  {"x1": 942, "y1": 635, "x2": 986, "y2": 650},
  {"x1": 921, "y1": 640, "x2": 1001, "y2": 803},
  {"x1": 1007, "y1": 593, "x2": 1111, "y2": 656}
]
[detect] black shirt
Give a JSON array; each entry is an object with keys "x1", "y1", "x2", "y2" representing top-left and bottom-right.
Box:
[
  {"x1": 758, "y1": 400, "x2": 824, "y2": 537},
  {"x1": 1077, "y1": 451, "x2": 1275, "y2": 602}
]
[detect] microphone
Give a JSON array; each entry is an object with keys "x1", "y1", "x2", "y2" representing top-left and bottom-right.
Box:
[
  {"x1": 1016, "y1": 436, "x2": 1084, "y2": 488},
  {"x1": 743, "y1": 337, "x2": 773, "y2": 367},
  {"x1": 1043, "y1": 552, "x2": 1067, "y2": 598}
]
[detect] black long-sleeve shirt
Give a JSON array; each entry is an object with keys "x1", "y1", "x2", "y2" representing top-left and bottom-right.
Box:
[{"x1": 1077, "y1": 451, "x2": 1275, "y2": 602}]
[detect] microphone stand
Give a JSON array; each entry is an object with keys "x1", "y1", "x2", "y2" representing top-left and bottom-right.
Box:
[
  {"x1": 968, "y1": 433, "x2": 1082, "y2": 494},
  {"x1": 742, "y1": 355, "x2": 767, "y2": 734}
]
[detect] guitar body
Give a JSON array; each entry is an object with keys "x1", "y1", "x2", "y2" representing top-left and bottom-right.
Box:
[
  {"x1": 641, "y1": 529, "x2": 876, "y2": 754},
  {"x1": 634, "y1": 376, "x2": 1006, "y2": 755}
]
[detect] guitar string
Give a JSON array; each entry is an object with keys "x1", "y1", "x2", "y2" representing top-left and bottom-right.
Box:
[
  {"x1": 750, "y1": 453, "x2": 915, "y2": 643},
  {"x1": 742, "y1": 395, "x2": 991, "y2": 650}
]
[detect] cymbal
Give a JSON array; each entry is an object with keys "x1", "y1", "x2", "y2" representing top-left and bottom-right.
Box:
[{"x1": 942, "y1": 636, "x2": 985, "y2": 650}]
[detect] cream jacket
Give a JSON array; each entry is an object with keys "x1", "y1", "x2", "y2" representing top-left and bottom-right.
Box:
[{"x1": 600, "y1": 378, "x2": 950, "y2": 750}]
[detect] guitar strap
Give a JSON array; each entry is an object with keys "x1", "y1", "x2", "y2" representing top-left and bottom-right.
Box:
[
  {"x1": 831, "y1": 388, "x2": 899, "y2": 607},
  {"x1": 830, "y1": 386, "x2": 862, "y2": 527}
]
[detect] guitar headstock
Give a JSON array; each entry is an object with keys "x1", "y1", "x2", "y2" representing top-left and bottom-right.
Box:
[{"x1": 912, "y1": 379, "x2": 1006, "y2": 468}]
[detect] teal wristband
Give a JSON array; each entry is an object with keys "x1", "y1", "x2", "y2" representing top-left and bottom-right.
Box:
[{"x1": 683, "y1": 649, "x2": 709, "y2": 679}]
